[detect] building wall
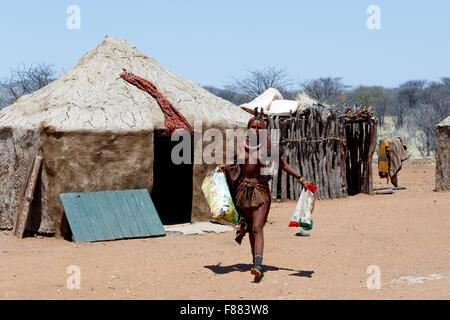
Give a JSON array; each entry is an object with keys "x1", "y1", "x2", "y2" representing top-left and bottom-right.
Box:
[
  {"x1": 0, "y1": 127, "x2": 41, "y2": 230},
  {"x1": 435, "y1": 124, "x2": 450, "y2": 191},
  {"x1": 39, "y1": 127, "x2": 155, "y2": 236},
  {"x1": 1, "y1": 124, "x2": 247, "y2": 235}
]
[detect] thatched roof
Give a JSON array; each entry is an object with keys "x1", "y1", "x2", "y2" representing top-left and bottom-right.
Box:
[
  {"x1": 296, "y1": 92, "x2": 319, "y2": 107},
  {"x1": 0, "y1": 36, "x2": 250, "y2": 131}
]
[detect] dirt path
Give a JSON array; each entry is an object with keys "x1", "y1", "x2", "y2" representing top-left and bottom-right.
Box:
[{"x1": 1, "y1": 164, "x2": 449, "y2": 299}]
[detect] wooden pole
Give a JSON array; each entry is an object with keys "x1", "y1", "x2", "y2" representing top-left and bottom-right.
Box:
[
  {"x1": 300, "y1": 115, "x2": 308, "y2": 187},
  {"x1": 13, "y1": 155, "x2": 43, "y2": 238},
  {"x1": 13, "y1": 158, "x2": 35, "y2": 233},
  {"x1": 360, "y1": 122, "x2": 367, "y2": 194},
  {"x1": 272, "y1": 116, "x2": 280, "y2": 200},
  {"x1": 307, "y1": 110, "x2": 316, "y2": 196},
  {"x1": 334, "y1": 113, "x2": 343, "y2": 198},
  {"x1": 346, "y1": 123, "x2": 354, "y2": 195},
  {"x1": 363, "y1": 121, "x2": 371, "y2": 194},
  {"x1": 318, "y1": 109, "x2": 329, "y2": 199},
  {"x1": 328, "y1": 112, "x2": 337, "y2": 198},
  {"x1": 341, "y1": 116, "x2": 348, "y2": 197},
  {"x1": 281, "y1": 120, "x2": 287, "y2": 201},
  {"x1": 293, "y1": 116, "x2": 301, "y2": 199},
  {"x1": 289, "y1": 112, "x2": 297, "y2": 200},
  {"x1": 367, "y1": 118, "x2": 378, "y2": 195},
  {"x1": 312, "y1": 110, "x2": 321, "y2": 199},
  {"x1": 268, "y1": 116, "x2": 274, "y2": 196}
]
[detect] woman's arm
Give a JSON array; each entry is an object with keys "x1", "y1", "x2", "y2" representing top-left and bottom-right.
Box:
[{"x1": 278, "y1": 157, "x2": 309, "y2": 187}]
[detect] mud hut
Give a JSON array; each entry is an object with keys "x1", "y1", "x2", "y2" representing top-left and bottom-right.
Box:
[
  {"x1": 435, "y1": 116, "x2": 450, "y2": 191},
  {"x1": 0, "y1": 36, "x2": 251, "y2": 236}
]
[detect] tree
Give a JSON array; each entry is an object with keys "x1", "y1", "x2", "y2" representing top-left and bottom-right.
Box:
[
  {"x1": 392, "y1": 80, "x2": 426, "y2": 128},
  {"x1": 1, "y1": 63, "x2": 57, "y2": 104},
  {"x1": 229, "y1": 66, "x2": 293, "y2": 100},
  {"x1": 354, "y1": 86, "x2": 381, "y2": 107},
  {"x1": 337, "y1": 89, "x2": 356, "y2": 108},
  {"x1": 410, "y1": 79, "x2": 450, "y2": 155},
  {"x1": 422, "y1": 80, "x2": 450, "y2": 121},
  {"x1": 0, "y1": 94, "x2": 6, "y2": 109},
  {"x1": 202, "y1": 86, "x2": 248, "y2": 105},
  {"x1": 376, "y1": 89, "x2": 396, "y2": 126},
  {"x1": 411, "y1": 104, "x2": 441, "y2": 156},
  {"x1": 398, "y1": 80, "x2": 426, "y2": 106},
  {"x1": 301, "y1": 77, "x2": 347, "y2": 106},
  {"x1": 0, "y1": 83, "x2": 7, "y2": 108},
  {"x1": 353, "y1": 86, "x2": 394, "y2": 125},
  {"x1": 440, "y1": 77, "x2": 450, "y2": 87}
]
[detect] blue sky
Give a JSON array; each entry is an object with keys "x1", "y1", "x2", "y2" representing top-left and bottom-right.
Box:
[{"x1": 0, "y1": 0, "x2": 449, "y2": 89}]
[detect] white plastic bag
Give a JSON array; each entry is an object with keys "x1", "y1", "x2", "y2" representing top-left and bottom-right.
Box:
[{"x1": 289, "y1": 184, "x2": 318, "y2": 230}]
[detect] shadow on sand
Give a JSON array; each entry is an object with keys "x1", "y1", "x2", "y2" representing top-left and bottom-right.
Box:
[{"x1": 204, "y1": 262, "x2": 314, "y2": 278}]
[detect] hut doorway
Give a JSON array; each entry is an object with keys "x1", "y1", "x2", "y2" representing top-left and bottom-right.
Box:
[{"x1": 151, "y1": 134, "x2": 193, "y2": 225}]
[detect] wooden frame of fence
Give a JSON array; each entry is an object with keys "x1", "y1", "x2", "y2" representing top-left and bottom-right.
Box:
[{"x1": 266, "y1": 107, "x2": 378, "y2": 200}]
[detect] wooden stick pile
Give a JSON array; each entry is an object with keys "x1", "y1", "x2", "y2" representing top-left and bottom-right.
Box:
[{"x1": 266, "y1": 106, "x2": 377, "y2": 200}]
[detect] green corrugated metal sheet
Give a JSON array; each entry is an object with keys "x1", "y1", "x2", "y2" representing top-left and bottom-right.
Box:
[{"x1": 59, "y1": 189, "x2": 166, "y2": 242}]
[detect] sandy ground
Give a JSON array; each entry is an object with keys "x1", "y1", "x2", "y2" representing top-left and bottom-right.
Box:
[{"x1": 1, "y1": 162, "x2": 449, "y2": 300}]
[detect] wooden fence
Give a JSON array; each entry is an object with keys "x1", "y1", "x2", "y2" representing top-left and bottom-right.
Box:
[{"x1": 266, "y1": 107, "x2": 378, "y2": 200}]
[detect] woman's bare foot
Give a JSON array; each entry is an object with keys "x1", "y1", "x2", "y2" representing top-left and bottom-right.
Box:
[
  {"x1": 251, "y1": 266, "x2": 263, "y2": 282},
  {"x1": 251, "y1": 255, "x2": 264, "y2": 282}
]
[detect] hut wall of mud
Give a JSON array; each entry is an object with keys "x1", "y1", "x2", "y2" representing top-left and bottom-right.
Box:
[
  {"x1": 0, "y1": 126, "x2": 156, "y2": 235},
  {"x1": 435, "y1": 117, "x2": 450, "y2": 192},
  {"x1": 0, "y1": 127, "x2": 41, "y2": 230},
  {"x1": 40, "y1": 127, "x2": 156, "y2": 236},
  {"x1": 266, "y1": 107, "x2": 378, "y2": 200},
  {"x1": 0, "y1": 124, "x2": 246, "y2": 235}
]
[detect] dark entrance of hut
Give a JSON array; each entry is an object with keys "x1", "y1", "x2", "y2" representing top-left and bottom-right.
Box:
[
  {"x1": 344, "y1": 119, "x2": 376, "y2": 196},
  {"x1": 152, "y1": 134, "x2": 193, "y2": 225}
]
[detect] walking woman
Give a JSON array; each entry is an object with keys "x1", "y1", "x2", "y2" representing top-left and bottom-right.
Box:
[{"x1": 221, "y1": 111, "x2": 308, "y2": 282}]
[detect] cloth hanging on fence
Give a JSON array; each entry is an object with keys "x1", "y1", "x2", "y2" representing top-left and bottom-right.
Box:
[
  {"x1": 378, "y1": 140, "x2": 390, "y2": 183},
  {"x1": 378, "y1": 137, "x2": 407, "y2": 183},
  {"x1": 120, "y1": 69, "x2": 193, "y2": 136},
  {"x1": 387, "y1": 137, "x2": 408, "y2": 179}
]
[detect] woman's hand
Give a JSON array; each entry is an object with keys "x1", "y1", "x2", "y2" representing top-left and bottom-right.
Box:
[
  {"x1": 297, "y1": 176, "x2": 310, "y2": 189},
  {"x1": 217, "y1": 164, "x2": 227, "y2": 172},
  {"x1": 301, "y1": 179, "x2": 310, "y2": 189}
]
